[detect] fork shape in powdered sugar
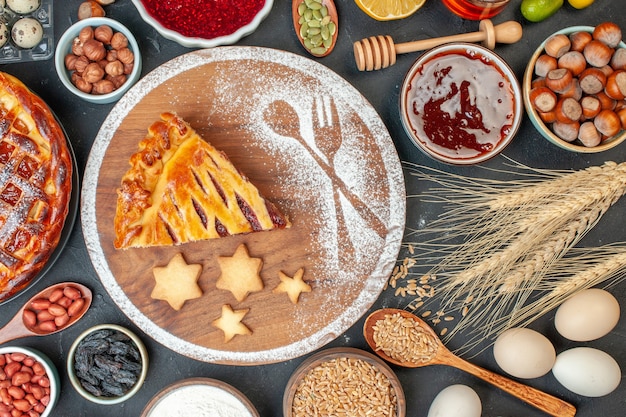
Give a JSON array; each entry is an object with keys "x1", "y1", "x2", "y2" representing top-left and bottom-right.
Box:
[
  {"x1": 263, "y1": 99, "x2": 388, "y2": 242},
  {"x1": 311, "y1": 96, "x2": 354, "y2": 264}
]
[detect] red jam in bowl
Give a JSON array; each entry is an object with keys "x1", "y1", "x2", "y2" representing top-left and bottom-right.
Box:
[
  {"x1": 140, "y1": 0, "x2": 266, "y2": 39},
  {"x1": 403, "y1": 49, "x2": 516, "y2": 162}
]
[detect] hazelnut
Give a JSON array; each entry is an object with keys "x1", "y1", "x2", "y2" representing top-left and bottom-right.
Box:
[
  {"x1": 529, "y1": 86, "x2": 557, "y2": 113},
  {"x1": 94, "y1": 25, "x2": 113, "y2": 44},
  {"x1": 534, "y1": 54, "x2": 557, "y2": 78},
  {"x1": 92, "y1": 79, "x2": 115, "y2": 95},
  {"x1": 64, "y1": 53, "x2": 79, "y2": 71},
  {"x1": 579, "y1": 67, "x2": 607, "y2": 95},
  {"x1": 82, "y1": 39, "x2": 107, "y2": 62},
  {"x1": 78, "y1": 26, "x2": 94, "y2": 43},
  {"x1": 123, "y1": 62, "x2": 134, "y2": 75},
  {"x1": 71, "y1": 72, "x2": 92, "y2": 93},
  {"x1": 552, "y1": 120, "x2": 580, "y2": 142},
  {"x1": 116, "y1": 47, "x2": 134, "y2": 64},
  {"x1": 610, "y1": 48, "x2": 626, "y2": 70},
  {"x1": 594, "y1": 109, "x2": 621, "y2": 136},
  {"x1": 110, "y1": 32, "x2": 128, "y2": 50},
  {"x1": 544, "y1": 34, "x2": 571, "y2": 58},
  {"x1": 578, "y1": 121, "x2": 602, "y2": 147},
  {"x1": 605, "y1": 70, "x2": 626, "y2": 100},
  {"x1": 538, "y1": 110, "x2": 557, "y2": 124},
  {"x1": 617, "y1": 107, "x2": 626, "y2": 129},
  {"x1": 555, "y1": 97, "x2": 583, "y2": 124},
  {"x1": 593, "y1": 22, "x2": 622, "y2": 49},
  {"x1": 71, "y1": 37, "x2": 84, "y2": 56},
  {"x1": 584, "y1": 40, "x2": 614, "y2": 68},
  {"x1": 545, "y1": 68, "x2": 574, "y2": 93},
  {"x1": 594, "y1": 91, "x2": 617, "y2": 110},
  {"x1": 82, "y1": 62, "x2": 105, "y2": 83},
  {"x1": 74, "y1": 55, "x2": 90, "y2": 74},
  {"x1": 581, "y1": 96, "x2": 602, "y2": 119},
  {"x1": 105, "y1": 60, "x2": 124, "y2": 77},
  {"x1": 559, "y1": 78, "x2": 582, "y2": 101},
  {"x1": 78, "y1": 1, "x2": 105, "y2": 20},
  {"x1": 106, "y1": 49, "x2": 118, "y2": 62},
  {"x1": 557, "y1": 51, "x2": 587, "y2": 76},
  {"x1": 569, "y1": 31, "x2": 593, "y2": 52},
  {"x1": 106, "y1": 74, "x2": 127, "y2": 89}
]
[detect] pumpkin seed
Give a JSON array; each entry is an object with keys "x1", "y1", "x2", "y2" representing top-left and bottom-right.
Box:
[{"x1": 296, "y1": 0, "x2": 337, "y2": 56}]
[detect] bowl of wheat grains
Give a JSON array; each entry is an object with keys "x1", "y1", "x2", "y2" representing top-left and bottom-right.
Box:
[{"x1": 283, "y1": 347, "x2": 406, "y2": 417}]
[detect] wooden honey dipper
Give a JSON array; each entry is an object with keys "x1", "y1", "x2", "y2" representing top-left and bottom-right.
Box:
[{"x1": 354, "y1": 19, "x2": 523, "y2": 71}]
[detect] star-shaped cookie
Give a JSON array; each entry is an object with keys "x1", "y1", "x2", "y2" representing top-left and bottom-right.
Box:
[
  {"x1": 212, "y1": 304, "x2": 252, "y2": 342},
  {"x1": 151, "y1": 253, "x2": 203, "y2": 310},
  {"x1": 273, "y1": 268, "x2": 311, "y2": 304},
  {"x1": 216, "y1": 244, "x2": 263, "y2": 302}
]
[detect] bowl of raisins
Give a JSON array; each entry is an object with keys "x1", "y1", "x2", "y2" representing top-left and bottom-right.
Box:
[{"x1": 66, "y1": 324, "x2": 148, "y2": 405}]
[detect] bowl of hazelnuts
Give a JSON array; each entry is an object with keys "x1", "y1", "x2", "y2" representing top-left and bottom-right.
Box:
[
  {"x1": 523, "y1": 22, "x2": 626, "y2": 152},
  {"x1": 54, "y1": 17, "x2": 141, "y2": 104}
]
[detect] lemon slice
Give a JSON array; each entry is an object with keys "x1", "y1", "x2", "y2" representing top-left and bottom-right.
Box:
[{"x1": 354, "y1": 0, "x2": 426, "y2": 21}]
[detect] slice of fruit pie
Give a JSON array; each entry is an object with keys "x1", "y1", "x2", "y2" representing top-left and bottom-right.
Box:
[{"x1": 114, "y1": 112, "x2": 290, "y2": 249}]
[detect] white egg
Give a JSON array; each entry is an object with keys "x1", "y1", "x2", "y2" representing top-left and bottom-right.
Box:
[
  {"x1": 493, "y1": 327, "x2": 555, "y2": 379},
  {"x1": 11, "y1": 17, "x2": 43, "y2": 49},
  {"x1": 555, "y1": 288, "x2": 620, "y2": 341},
  {"x1": 552, "y1": 347, "x2": 621, "y2": 397},
  {"x1": 427, "y1": 384, "x2": 481, "y2": 417},
  {"x1": 6, "y1": 0, "x2": 40, "y2": 14}
]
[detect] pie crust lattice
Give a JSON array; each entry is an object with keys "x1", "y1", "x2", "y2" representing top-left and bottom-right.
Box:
[{"x1": 0, "y1": 72, "x2": 73, "y2": 301}]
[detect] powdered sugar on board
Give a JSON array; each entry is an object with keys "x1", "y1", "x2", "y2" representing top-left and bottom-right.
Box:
[{"x1": 81, "y1": 47, "x2": 405, "y2": 364}]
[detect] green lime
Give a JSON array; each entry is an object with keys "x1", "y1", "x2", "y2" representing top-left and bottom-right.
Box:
[{"x1": 521, "y1": 0, "x2": 564, "y2": 22}]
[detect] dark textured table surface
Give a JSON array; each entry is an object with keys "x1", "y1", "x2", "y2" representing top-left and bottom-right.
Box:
[{"x1": 1, "y1": 0, "x2": 625, "y2": 416}]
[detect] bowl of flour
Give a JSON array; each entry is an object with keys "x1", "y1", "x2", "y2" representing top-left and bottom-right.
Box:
[{"x1": 141, "y1": 377, "x2": 259, "y2": 417}]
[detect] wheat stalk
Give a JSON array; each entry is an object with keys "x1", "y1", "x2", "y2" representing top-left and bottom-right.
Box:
[{"x1": 399, "y1": 160, "x2": 626, "y2": 355}]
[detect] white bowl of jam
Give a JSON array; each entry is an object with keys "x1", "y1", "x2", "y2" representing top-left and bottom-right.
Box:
[
  {"x1": 400, "y1": 43, "x2": 522, "y2": 165},
  {"x1": 130, "y1": 0, "x2": 273, "y2": 48}
]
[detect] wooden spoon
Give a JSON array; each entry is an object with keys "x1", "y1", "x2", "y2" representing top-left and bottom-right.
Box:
[
  {"x1": 363, "y1": 308, "x2": 576, "y2": 417},
  {"x1": 0, "y1": 282, "x2": 92, "y2": 344},
  {"x1": 292, "y1": 0, "x2": 338, "y2": 57}
]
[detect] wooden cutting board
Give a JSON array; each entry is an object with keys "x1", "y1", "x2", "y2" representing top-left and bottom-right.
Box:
[{"x1": 82, "y1": 47, "x2": 406, "y2": 365}]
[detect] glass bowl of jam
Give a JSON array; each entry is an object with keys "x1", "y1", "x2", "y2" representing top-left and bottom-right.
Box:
[
  {"x1": 400, "y1": 43, "x2": 522, "y2": 165},
  {"x1": 130, "y1": 0, "x2": 274, "y2": 48}
]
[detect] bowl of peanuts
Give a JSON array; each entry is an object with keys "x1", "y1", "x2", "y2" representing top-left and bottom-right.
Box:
[
  {"x1": 54, "y1": 17, "x2": 141, "y2": 104},
  {"x1": 0, "y1": 346, "x2": 60, "y2": 417},
  {"x1": 523, "y1": 22, "x2": 626, "y2": 152},
  {"x1": 283, "y1": 347, "x2": 406, "y2": 417}
]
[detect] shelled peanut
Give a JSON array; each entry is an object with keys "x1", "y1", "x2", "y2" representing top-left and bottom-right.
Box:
[
  {"x1": 64, "y1": 24, "x2": 134, "y2": 95},
  {"x1": 22, "y1": 285, "x2": 86, "y2": 334},
  {"x1": 529, "y1": 22, "x2": 626, "y2": 147},
  {"x1": 0, "y1": 353, "x2": 51, "y2": 417}
]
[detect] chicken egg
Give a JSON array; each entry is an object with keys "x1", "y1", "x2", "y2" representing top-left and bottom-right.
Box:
[
  {"x1": 552, "y1": 347, "x2": 621, "y2": 397},
  {"x1": 493, "y1": 327, "x2": 555, "y2": 379},
  {"x1": 554, "y1": 288, "x2": 620, "y2": 341},
  {"x1": 427, "y1": 384, "x2": 481, "y2": 417},
  {"x1": 11, "y1": 17, "x2": 43, "y2": 49}
]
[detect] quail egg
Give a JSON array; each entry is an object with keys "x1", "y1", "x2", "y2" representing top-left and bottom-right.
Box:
[
  {"x1": 0, "y1": 22, "x2": 8, "y2": 48},
  {"x1": 6, "y1": 0, "x2": 40, "y2": 14},
  {"x1": 11, "y1": 17, "x2": 43, "y2": 49}
]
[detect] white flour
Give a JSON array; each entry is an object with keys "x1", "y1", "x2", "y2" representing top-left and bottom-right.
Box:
[{"x1": 146, "y1": 385, "x2": 253, "y2": 417}]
